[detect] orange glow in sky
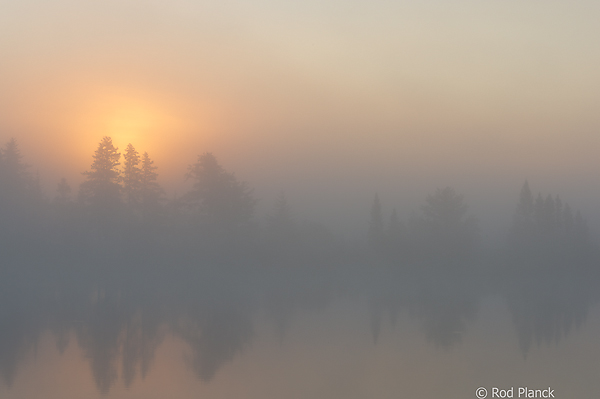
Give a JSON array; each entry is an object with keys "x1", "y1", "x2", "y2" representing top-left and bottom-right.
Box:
[
  {"x1": 75, "y1": 92, "x2": 179, "y2": 155},
  {"x1": 1, "y1": 0, "x2": 600, "y2": 219}
]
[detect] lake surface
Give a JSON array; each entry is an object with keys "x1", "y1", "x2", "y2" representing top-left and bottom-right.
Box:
[{"x1": 1, "y1": 260, "x2": 599, "y2": 399}]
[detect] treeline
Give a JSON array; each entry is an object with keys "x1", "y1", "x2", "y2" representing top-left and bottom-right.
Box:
[
  {"x1": 0, "y1": 136, "x2": 596, "y2": 271},
  {"x1": 366, "y1": 183, "x2": 593, "y2": 266},
  {"x1": 0, "y1": 137, "x2": 337, "y2": 269}
]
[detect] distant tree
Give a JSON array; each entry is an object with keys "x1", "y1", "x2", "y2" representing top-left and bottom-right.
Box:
[
  {"x1": 368, "y1": 194, "x2": 384, "y2": 249},
  {"x1": 563, "y1": 203, "x2": 574, "y2": 238},
  {"x1": 264, "y1": 192, "x2": 298, "y2": 257},
  {"x1": 79, "y1": 137, "x2": 121, "y2": 208},
  {"x1": 139, "y1": 152, "x2": 163, "y2": 211},
  {"x1": 543, "y1": 194, "x2": 555, "y2": 234},
  {"x1": 0, "y1": 139, "x2": 43, "y2": 247},
  {"x1": 386, "y1": 208, "x2": 404, "y2": 259},
  {"x1": 533, "y1": 193, "x2": 544, "y2": 232},
  {"x1": 122, "y1": 143, "x2": 141, "y2": 206},
  {"x1": 266, "y1": 192, "x2": 294, "y2": 236},
  {"x1": 511, "y1": 181, "x2": 535, "y2": 245},
  {"x1": 0, "y1": 138, "x2": 43, "y2": 210},
  {"x1": 516, "y1": 181, "x2": 534, "y2": 218},
  {"x1": 55, "y1": 178, "x2": 72, "y2": 203},
  {"x1": 573, "y1": 210, "x2": 590, "y2": 250},
  {"x1": 184, "y1": 153, "x2": 255, "y2": 230},
  {"x1": 509, "y1": 182, "x2": 591, "y2": 259},
  {"x1": 421, "y1": 187, "x2": 478, "y2": 257},
  {"x1": 387, "y1": 209, "x2": 402, "y2": 242},
  {"x1": 0, "y1": 138, "x2": 34, "y2": 200},
  {"x1": 0, "y1": 138, "x2": 29, "y2": 188},
  {"x1": 554, "y1": 195, "x2": 563, "y2": 231}
]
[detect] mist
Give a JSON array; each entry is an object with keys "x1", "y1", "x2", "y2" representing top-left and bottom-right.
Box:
[
  {"x1": 3, "y1": 0, "x2": 600, "y2": 397},
  {"x1": 0, "y1": 135, "x2": 598, "y2": 397}
]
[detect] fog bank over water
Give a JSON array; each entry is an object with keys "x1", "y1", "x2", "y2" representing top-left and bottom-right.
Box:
[
  {"x1": 2, "y1": 131, "x2": 600, "y2": 243},
  {"x1": 2, "y1": 0, "x2": 600, "y2": 397}
]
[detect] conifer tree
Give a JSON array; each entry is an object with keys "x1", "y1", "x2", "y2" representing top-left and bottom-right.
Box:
[
  {"x1": 516, "y1": 181, "x2": 534, "y2": 219},
  {"x1": 122, "y1": 143, "x2": 141, "y2": 206},
  {"x1": 368, "y1": 194, "x2": 384, "y2": 249},
  {"x1": 387, "y1": 208, "x2": 403, "y2": 245},
  {"x1": 139, "y1": 152, "x2": 163, "y2": 210},
  {"x1": 574, "y1": 210, "x2": 589, "y2": 249},
  {"x1": 563, "y1": 203, "x2": 574, "y2": 237},
  {"x1": 184, "y1": 152, "x2": 255, "y2": 229},
  {"x1": 554, "y1": 195, "x2": 563, "y2": 231},
  {"x1": 55, "y1": 178, "x2": 72, "y2": 203},
  {"x1": 543, "y1": 194, "x2": 555, "y2": 234},
  {"x1": 79, "y1": 136, "x2": 121, "y2": 207},
  {"x1": 533, "y1": 193, "x2": 544, "y2": 232},
  {"x1": 420, "y1": 187, "x2": 477, "y2": 258},
  {"x1": 0, "y1": 138, "x2": 30, "y2": 194},
  {"x1": 265, "y1": 192, "x2": 296, "y2": 247},
  {"x1": 511, "y1": 181, "x2": 535, "y2": 245}
]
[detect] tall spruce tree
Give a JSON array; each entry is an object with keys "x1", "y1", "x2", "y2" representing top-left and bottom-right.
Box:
[
  {"x1": 122, "y1": 143, "x2": 141, "y2": 206},
  {"x1": 55, "y1": 178, "x2": 72, "y2": 203},
  {"x1": 421, "y1": 187, "x2": 477, "y2": 258},
  {"x1": 79, "y1": 137, "x2": 121, "y2": 208},
  {"x1": 511, "y1": 181, "x2": 535, "y2": 245},
  {"x1": 139, "y1": 152, "x2": 163, "y2": 211},
  {"x1": 368, "y1": 194, "x2": 384, "y2": 249},
  {"x1": 184, "y1": 152, "x2": 255, "y2": 229}
]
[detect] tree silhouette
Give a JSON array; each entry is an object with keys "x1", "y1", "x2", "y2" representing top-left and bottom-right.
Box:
[
  {"x1": 55, "y1": 178, "x2": 72, "y2": 203},
  {"x1": 139, "y1": 152, "x2": 163, "y2": 212},
  {"x1": 0, "y1": 138, "x2": 29, "y2": 191},
  {"x1": 511, "y1": 181, "x2": 535, "y2": 246},
  {"x1": 122, "y1": 143, "x2": 141, "y2": 206},
  {"x1": 420, "y1": 187, "x2": 478, "y2": 258},
  {"x1": 184, "y1": 153, "x2": 255, "y2": 230},
  {"x1": 265, "y1": 192, "x2": 294, "y2": 240},
  {"x1": 79, "y1": 137, "x2": 121, "y2": 208},
  {"x1": 0, "y1": 138, "x2": 39, "y2": 206},
  {"x1": 386, "y1": 208, "x2": 404, "y2": 258},
  {"x1": 368, "y1": 194, "x2": 384, "y2": 250}
]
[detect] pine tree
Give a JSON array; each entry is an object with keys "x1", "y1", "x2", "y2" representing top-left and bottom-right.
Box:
[
  {"x1": 511, "y1": 181, "x2": 535, "y2": 246},
  {"x1": 79, "y1": 136, "x2": 121, "y2": 207},
  {"x1": 122, "y1": 143, "x2": 141, "y2": 206},
  {"x1": 265, "y1": 192, "x2": 295, "y2": 247},
  {"x1": 533, "y1": 193, "x2": 544, "y2": 232},
  {"x1": 574, "y1": 210, "x2": 589, "y2": 249},
  {"x1": 0, "y1": 138, "x2": 30, "y2": 194},
  {"x1": 516, "y1": 181, "x2": 534, "y2": 219},
  {"x1": 554, "y1": 195, "x2": 563, "y2": 231},
  {"x1": 421, "y1": 187, "x2": 477, "y2": 258},
  {"x1": 266, "y1": 192, "x2": 293, "y2": 231},
  {"x1": 543, "y1": 194, "x2": 555, "y2": 235},
  {"x1": 387, "y1": 208, "x2": 403, "y2": 245},
  {"x1": 55, "y1": 178, "x2": 72, "y2": 203},
  {"x1": 184, "y1": 152, "x2": 255, "y2": 229},
  {"x1": 563, "y1": 203, "x2": 574, "y2": 238},
  {"x1": 368, "y1": 194, "x2": 384, "y2": 249},
  {"x1": 139, "y1": 152, "x2": 163, "y2": 210}
]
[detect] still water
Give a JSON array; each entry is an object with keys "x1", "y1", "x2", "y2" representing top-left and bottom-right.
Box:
[{"x1": 1, "y1": 261, "x2": 599, "y2": 399}]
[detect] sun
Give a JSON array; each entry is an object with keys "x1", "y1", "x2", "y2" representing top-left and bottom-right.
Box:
[
  {"x1": 104, "y1": 103, "x2": 157, "y2": 150},
  {"x1": 75, "y1": 91, "x2": 183, "y2": 157}
]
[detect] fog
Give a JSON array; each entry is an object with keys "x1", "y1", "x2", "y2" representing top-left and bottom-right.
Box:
[
  {"x1": 0, "y1": 136, "x2": 598, "y2": 397},
  {"x1": 3, "y1": 0, "x2": 600, "y2": 397}
]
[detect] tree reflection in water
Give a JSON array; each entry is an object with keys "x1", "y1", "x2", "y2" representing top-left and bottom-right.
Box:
[{"x1": 0, "y1": 254, "x2": 598, "y2": 394}]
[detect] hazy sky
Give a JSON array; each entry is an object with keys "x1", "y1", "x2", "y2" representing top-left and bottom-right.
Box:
[{"x1": 1, "y1": 0, "x2": 600, "y2": 234}]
